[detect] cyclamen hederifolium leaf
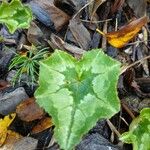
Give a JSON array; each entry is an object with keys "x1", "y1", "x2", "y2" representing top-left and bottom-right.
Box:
[
  {"x1": 0, "y1": 0, "x2": 32, "y2": 34},
  {"x1": 35, "y1": 49, "x2": 121, "y2": 150},
  {"x1": 120, "y1": 108, "x2": 150, "y2": 150}
]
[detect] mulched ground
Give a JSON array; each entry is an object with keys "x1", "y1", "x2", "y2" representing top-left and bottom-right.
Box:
[{"x1": 0, "y1": 0, "x2": 150, "y2": 149}]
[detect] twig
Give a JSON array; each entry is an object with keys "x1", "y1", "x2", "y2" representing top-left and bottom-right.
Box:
[
  {"x1": 121, "y1": 55, "x2": 150, "y2": 74},
  {"x1": 73, "y1": 0, "x2": 94, "y2": 19},
  {"x1": 121, "y1": 101, "x2": 135, "y2": 119},
  {"x1": 115, "y1": 17, "x2": 118, "y2": 31},
  {"x1": 120, "y1": 116, "x2": 129, "y2": 126},
  {"x1": 106, "y1": 119, "x2": 121, "y2": 137},
  {"x1": 126, "y1": 39, "x2": 150, "y2": 46},
  {"x1": 80, "y1": 18, "x2": 112, "y2": 23},
  {"x1": 1, "y1": 38, "x2": 16, "y2": 44},
  {"x1": 101, "y1": 21, "x2": 107, "y2": 49}
]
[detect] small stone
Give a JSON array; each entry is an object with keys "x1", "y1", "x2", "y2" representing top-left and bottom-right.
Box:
[
  {"x1": 0, "y1": 87, "x2": 29, "y2": 115},
  {"x1": 6, "y1": 70, "x2": 37, "y2": 97},
  {"x1": 0, "y1": 52, "x2": 14, "y2": 78},
  {"x1": 76, "y1": 133, "x2": 119, "y2": 150},
  {"x1": 13, "y1": 137, "x2": 38, "y2": 150},
  {"x1": 6, "y1": 70, "x2": 29, "y2": 84},
  {"x1": 6, "y1": 70, "x2": 18, "y2": 83},
  {"x1": 90, "y1": 119, "x2": 110, "y2": 139}
]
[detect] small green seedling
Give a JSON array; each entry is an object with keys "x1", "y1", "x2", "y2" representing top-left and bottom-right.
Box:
[{"x1": 9, "y1": 46, "x2": 49, "y2": 86}]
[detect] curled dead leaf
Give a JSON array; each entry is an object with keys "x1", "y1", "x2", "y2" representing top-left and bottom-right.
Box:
[
  {"x1": 48, "y1": 34, "x2": 85, "y2": 55},
  {"x1": 96, "y1": 16, "x2": 148, "y2": 48},
  {"x1": 89, "y1": 0, "x2": 107, "y2": 20}
]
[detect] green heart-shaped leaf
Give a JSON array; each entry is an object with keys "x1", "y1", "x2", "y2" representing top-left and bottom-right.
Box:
[
  {"x1": 120, "y1": 108, "x2": 150, "y2": 150},
  {"x1": 35, "y1": 49, "x2": 121, "y2": 150},
  {"x1": 0, "y1": 0, "x2": 32, "y2": 34}
]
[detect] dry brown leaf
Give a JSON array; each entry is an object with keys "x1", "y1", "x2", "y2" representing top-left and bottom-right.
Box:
[
  {"x1": 96, "y1": 16, "x2": 148, "y2": 48},
  {"x1": 111, "y1": 0, "x2": 125, "y2": 15},
  {"x1": 49, "y1": 34, "x2": 85, "y2": 55},
  {"x1": 16, "y1": 98, "x2": 44, "y2": 122},
  {"x1": 89, "y1": 0, "x2": 107, "y2": 19},
  {"x1": 31, "y1": 117, "x2": 53, "y2": 134},
  {"x1": 0, "y1": 113, "x2": 16, "y2": 147}
]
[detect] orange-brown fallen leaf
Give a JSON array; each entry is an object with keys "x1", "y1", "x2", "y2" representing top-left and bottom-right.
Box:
[
  {"x1": 0, "y1": 113, "x2": 16, "y2": 147},
  {"x1": 16, "y1": 98, "x2": 44, "y2": 122},
  {"x1": 31, "y1": 117, "x2": 53, "y2": 134},
  {"x1": 96, "y1": 16, "x2": 148, "y2": 48}
]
